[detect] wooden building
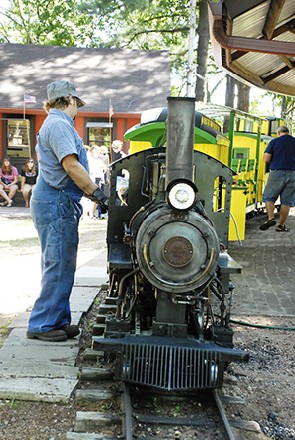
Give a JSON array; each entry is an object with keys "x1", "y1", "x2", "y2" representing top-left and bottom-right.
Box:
[{"x1": 0, "y1": 43, "x2": 170, "y2": 169}]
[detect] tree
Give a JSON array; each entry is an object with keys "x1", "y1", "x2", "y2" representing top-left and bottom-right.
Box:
[
  {"x1": 0, "y1": 0, "x2": 94, "y2": 46},
  {"x1": 237, "y1": 81, "x2": 250, "y2": 113},
  {"x1": 279, "y1": 95, "x2": 295, "y2": 119},
  {"x1": 224, "y1": 76, "x2": 251, "y2": 113},
  {"x1": 195, "y1": 0, "x2": 209, "y2": 102},
  {"x1": 225, "y1": 75, "x2": 236, "y2": 108}
]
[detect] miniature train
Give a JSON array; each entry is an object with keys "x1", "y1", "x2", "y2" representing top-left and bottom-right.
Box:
[
  {"x1": 123, "y1": 103, "x2": 293, "y2": 241},
  {"x1": 93, "y1": 97, "x2": 248, "y2": 391}
]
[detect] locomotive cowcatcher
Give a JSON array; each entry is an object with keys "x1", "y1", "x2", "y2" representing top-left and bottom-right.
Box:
[{"x1": 93, "y1": 97, "x2": 248, "y2": 391}]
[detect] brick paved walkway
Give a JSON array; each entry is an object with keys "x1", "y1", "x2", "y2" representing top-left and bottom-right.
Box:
[{"x1": 228, "y1": 208, "x2": 295, "y2": 317}]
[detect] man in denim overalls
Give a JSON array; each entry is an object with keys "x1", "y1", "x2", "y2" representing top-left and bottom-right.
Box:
[{"x1": 27, "y1": 80, "x2": 107, "y2": 342}]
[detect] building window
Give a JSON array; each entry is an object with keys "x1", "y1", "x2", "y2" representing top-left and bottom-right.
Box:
[
  {"x1": 7, "y1": 119, "x2": 31, "y2": 158},
  {"x1": 86, "y1": 122, "x2": 113, "y2": 147}
]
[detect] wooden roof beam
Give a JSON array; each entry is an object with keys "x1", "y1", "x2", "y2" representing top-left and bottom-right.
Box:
[
  {"x1": 279, "y1": 55, "x2": 295, "y2": 69},
  {"x1": 262, "y1": 59, "x2": 295, "y2": 83},
  {"x1": 262, "y1": 62, "x2": 295, "y2": 83},
  {"x1": 262, "y1": 0, "x2": 285, "y2": 40},
  {"x1": 272, "y1": 18, "x2": 295, "y2": 38},
  {"x1": 226, "y1": 59, "x2": 295, "y2": 95}
]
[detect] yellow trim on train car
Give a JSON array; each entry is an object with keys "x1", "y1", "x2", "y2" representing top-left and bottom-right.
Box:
[{"x1": 229, "y1": 187, "x2": 247, "y2": 241}]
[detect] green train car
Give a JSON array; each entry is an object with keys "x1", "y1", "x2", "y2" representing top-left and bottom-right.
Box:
[{"x1": 124, "y1": 104, "x2": 293, "y2": 241}]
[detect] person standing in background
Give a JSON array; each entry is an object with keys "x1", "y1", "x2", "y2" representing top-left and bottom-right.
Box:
[
  {"x1": 259, "y1": 126, "x2": 295, "y2": 232},
  {"x1": 99, "y1": 145, "x2": 110, "y2": 198},
  {"x1": 88, "y1": 145, "x2": 106, "y2": 219},
  {"x1": 111, "y1": 139, "x2": 125, "y2": 163},
  {"x1": 111, "y1": 139, "x2": 127, "y2": 191}
]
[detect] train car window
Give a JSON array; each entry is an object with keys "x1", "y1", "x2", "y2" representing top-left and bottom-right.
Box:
[
  {"x1": 232, "y1": 148, "x2": 249, "y2": 160},
  {"x1": 244, "y1": 120, "x2": 253, "y2": 132},
  {"x1": 270, "y1": 120, "x2": 279, "y2": 136},
  {"x1": 116, "y1": 170, "x2": 129, "y2": 206}
]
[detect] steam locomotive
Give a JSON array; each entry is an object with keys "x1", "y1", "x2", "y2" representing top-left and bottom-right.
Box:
[{"x1": 93, "y1": 97, "x2": 248, "y2": 391}]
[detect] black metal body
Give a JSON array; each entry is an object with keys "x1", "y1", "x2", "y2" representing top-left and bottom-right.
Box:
[{"x1": 97, "y1": 97, "x2": 248, "y2": 391}]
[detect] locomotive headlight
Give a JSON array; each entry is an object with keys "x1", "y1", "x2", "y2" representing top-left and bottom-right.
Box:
[{"x1": 167, "y1": 180, "x2": 197, "y2": 210}]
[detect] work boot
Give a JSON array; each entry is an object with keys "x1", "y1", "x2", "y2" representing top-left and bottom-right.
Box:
[
  {"x1": 58, "y1": 324, "x2": 80, "y2": 338},
  {"x1": 27, "y1": 329, "x2": 67, "y2": 342}
]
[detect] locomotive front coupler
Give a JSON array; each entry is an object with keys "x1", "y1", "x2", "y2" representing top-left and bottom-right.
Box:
[{"x1": 171, "y1": 292, "x2": 209, "y2": 305}]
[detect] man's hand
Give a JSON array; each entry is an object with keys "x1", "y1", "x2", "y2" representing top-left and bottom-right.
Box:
[{"x1": 85, "y1": 187, "x2": 108, "y2": 209}]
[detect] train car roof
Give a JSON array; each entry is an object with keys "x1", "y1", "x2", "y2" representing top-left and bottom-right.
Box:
[
  {"x1": 124, "y1": 121, "x2": 228, "y2": 146},
  {"x1": 124, "y1": 107, "x2": 229, "y2": 146},
  {"x1": 195, "y1": 102, "x2": 263, "y2": 121},
  {"x1": 209, "y1": 0, "x2": 295, "y2": 97}
]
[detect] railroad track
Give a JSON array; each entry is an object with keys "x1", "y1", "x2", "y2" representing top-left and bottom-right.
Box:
[{"x1": 66, "y1": 293, "x2": 261, "y2": 440}]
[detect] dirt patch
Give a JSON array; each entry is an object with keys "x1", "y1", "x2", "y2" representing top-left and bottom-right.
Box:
[
  {"x1": 226, "y1": 317, "x2": 295, "y2": 439},
  {"x1": 0, "y1": 401, "x2": 76, "y2": 440}
]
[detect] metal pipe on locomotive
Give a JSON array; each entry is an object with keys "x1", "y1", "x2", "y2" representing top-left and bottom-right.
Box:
[{"x1": 93, "y1": 97, "x2": 248, "y2": 391}]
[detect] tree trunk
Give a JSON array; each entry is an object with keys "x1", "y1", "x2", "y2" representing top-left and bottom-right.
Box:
[
  {"x1": 195, "y1": 0, "x2": 209, "y2": 102},
  {"x1": 237, "y1": 81, "x2": 250, "y2": 112},
  {"x1": 224, "y1": 75, "x2": 236, "y2": 132},
  {"x1": 225, "y1": 74, "x2": 236, "y2": 107},
  {"x1": 187, "y1": 0, "x2": 196, "y2": 97},
  {"x1": 281, "y1": 95, "x2": 287, "y2": 118}
]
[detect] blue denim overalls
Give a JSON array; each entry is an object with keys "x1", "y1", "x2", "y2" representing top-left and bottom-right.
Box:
[{"x1": 28, "y1": 137, "x2": 88, "y2": 334}]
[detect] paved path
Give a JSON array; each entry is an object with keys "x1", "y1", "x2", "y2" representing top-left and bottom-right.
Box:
[
  {"x1": 0, "y1": 207, "x2": 108, "y2": 403},
  {"x1": 0, "y1": 249, "x2": 108, "y2": 403},
  {"x1": 229, "y1": 208, "x2": 295, "y2": 317}
]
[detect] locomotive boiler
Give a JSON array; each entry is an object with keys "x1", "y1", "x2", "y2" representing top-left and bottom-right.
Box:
[{"x1": 93, "y1": 97, "x2": 248, "y2": 391}]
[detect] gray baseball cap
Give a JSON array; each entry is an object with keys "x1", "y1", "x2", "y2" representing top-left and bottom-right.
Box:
[{"x1": 47, "y1": 80, "x2": 86, "y2": 106}]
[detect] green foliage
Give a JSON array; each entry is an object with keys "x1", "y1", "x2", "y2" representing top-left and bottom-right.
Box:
[
  {"x1": 0, "y1": 0, "x2": 94, "y2": 46},
  {"x1": 8, "y1": 398, "x2": 21, "y2": 409},
  {"x1": 79, "y1": 0, "x2": 191, "y2": 68},
  {"x1": 1, "y1": 1, "x2": 190, "y2": 50},
  {"x1": 171, "y1": 403, "x2": 181, "y2": 416}
]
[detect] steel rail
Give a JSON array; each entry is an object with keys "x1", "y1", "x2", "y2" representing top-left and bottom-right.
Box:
[
  {"x1": 121, "y1": 383, "x2": 134, "y2": 440},
  {"x1": 213, "y1": 389, "x2": 236, "y2": 440}
]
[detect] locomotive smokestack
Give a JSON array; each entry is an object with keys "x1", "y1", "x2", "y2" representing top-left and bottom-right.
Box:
[{"x1": 166, "y1": 97, "x2": 195, "y2": 186}]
